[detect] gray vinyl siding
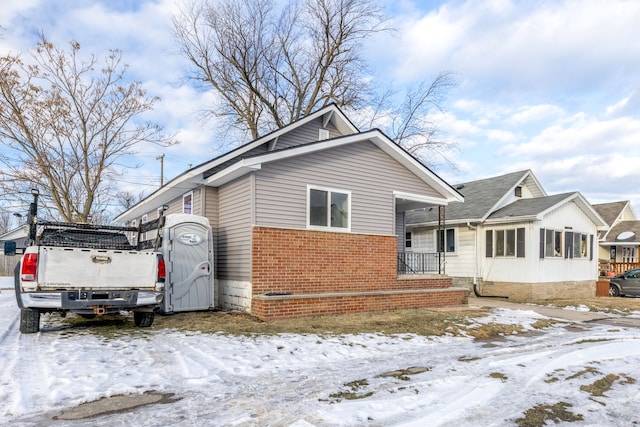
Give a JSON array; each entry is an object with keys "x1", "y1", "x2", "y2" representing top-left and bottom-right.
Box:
[
  {"x1": 254, "y1": 140, "x2": 442, "y2": 235},
  {"x1": 204, "y1": 186, "x2": 219, "y2": 228},
  {"x1": 217, "y1": 175, "x2": 253, "y2": 281},
  {"x1": 275, "y1": 118, "x2": 342, "y2": 149},
  {"x1": 396, "y1": 212, "x2": 405, "y2": 251},
  {"x1": 132, "y1": 187, "x2": 206, "y2": 225}
]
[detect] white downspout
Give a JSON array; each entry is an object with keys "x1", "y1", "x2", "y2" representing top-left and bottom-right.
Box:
[{"x1": 467, "y1": 222, "x2": 478, "y2": 286}]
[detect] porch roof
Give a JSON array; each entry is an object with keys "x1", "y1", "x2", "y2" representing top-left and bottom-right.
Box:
[{"x1": 602, "y1": 221, "x2": 640, "y2": 245}]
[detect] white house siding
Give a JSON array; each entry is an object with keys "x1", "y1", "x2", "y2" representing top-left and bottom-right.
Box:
[
  {"x1": 479, "y1": 222, "x2": 537, "y2": 283},
  {"x1": 621, "y1": 205, "x2": 636, "y2": 221},
  {"x1": 408, "y1": 225, "x2": 476, "y2": 278},
  {"x1": 274, "y1": 118, "x2": 343, "y2": 149},
  {"x1": 532, "y1": 201, "x2": 599, "y2": 282},
  {"x1": 448, "y1": 226, "x2": 476, "y2": 277},
  {"x1": 254, "y1": 141, "x2": 442, "y2": 235}
]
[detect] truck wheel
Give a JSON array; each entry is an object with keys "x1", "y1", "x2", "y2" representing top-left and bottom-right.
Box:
[
  {"x1": 134, "y1": 311, "x2": 154, "y2": 327},
  {"x1": 20, "y1": 308, "x2": 40, "y2": 334}
]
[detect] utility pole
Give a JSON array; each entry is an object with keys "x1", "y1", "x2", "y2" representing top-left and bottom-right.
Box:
[{"x1": 156, "y1": 154, "x2": 165, "y2": 187}]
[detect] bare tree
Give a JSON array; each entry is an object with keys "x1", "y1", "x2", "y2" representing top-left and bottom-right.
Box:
[
  {"x1": 173, "y1": 0, "x2": 458, "y2": 168},
  {"x1": 173, "y1": 0, "x2": 387, "y2": 140},
  {"x1": 115, "y1": 190, "x2": 147, "y2": 211},
  {"x1": 0, "y1": 35, "x2": 174, "y2": 223},
  {"x1": 0, "y1": 211, "x2": 11, "y2": 234},
  {"x1": 364, "y1": 71, "x2": 460, "y2": 169}
]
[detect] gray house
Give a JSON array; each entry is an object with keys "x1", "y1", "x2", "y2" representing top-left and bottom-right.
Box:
[
  {"x1": 115, "y1": 104, "x2": 467, "y2": 319},
  {"x1": 404, "y1": 170, "x2": 607, "y2": 301}
]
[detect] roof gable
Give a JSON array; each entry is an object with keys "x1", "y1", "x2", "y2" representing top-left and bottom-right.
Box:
[
  {"x1": 406, "y1": 171, "x2": 606, "y2": 228},
  {"x1": 204, "y1": 129, "x2": 464, "y2": 203},
  {"x1": 115, "y1": 105, "x2": 462, "y2": 223},
  {"x1": 592, "y1": 201, "x2": 633, "y2": 226},
  {"x1": 406, "y1": 170, "x2": 543, "y2": 224},
  {"x1": 115, "y1": 104, "x2": 360, "y2": 222}
]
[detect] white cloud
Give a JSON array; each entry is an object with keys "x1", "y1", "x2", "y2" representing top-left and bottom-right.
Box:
[
  {"x1": 508, "y1": 104, "x2": 566, "y2": 126},
  {"x1": 384, "y1": 0, "x2": 640, "y2": 103}
]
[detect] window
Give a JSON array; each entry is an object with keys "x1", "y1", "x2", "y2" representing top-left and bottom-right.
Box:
[
  {"x1": 495, "y1": 230, "x2": 505, "y2": 256},
  {"x1": 543, "y1": 228, "x2": 563, "y2": 257},
  {"x1": 141, "y1": 214, "x2": 148, "y2": 224},
  {"x1": 487, "y1": 228, "x2": 525, "y2": 257},
  {"x1": 405, "y1": 232, "x2": 412, "y2": 249},
  {"x1": 438, "y1": 228, "x2": 456, "y2": 253},
  {"x1": 183, "y1": 192, "x2": 193, "y2": 214},
  {"x1": 308, "y1": 187, "x2": 350, "y2": 230},
  {"x1": 573, "y1": 233, "x2": 589, "y2": 258}
]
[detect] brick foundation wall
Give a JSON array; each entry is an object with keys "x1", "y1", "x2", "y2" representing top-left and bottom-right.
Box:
[
  {"x1": 252, "y1": 289, "x2": 469, "y2": 320},
  {"x1": 474, "y1": 280, "x2": 596, "y2": 301},
  {"x1": 251, "y1": 227, "x2": 468, "y2": 319}
]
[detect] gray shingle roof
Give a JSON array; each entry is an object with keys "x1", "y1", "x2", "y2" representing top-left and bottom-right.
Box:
[
  {"x1": 603, "y1": 221, "x2": 640, "y2": 244},
  {"x1": 592, "y1": 201, "x2": 628, "y2": 226},
  {"x1": 487, "y1": 192, "x2": 577, "y2": 220},
  {"x1": 406, "y1": 170, "x2": 530, "y2": 224}
]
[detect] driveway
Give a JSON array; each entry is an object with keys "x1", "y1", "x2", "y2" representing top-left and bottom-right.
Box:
[{"x1": 470, "y1": 296, "x2": 640, "y2": 327}]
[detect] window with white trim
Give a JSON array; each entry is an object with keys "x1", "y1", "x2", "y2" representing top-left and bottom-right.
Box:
[
  {"x1": 544, "y1": 229, "x2": 563, "y2": 257},
  {"x1": 405, "y1": 232, "x2": 412, "y2": 249},
  {"x1": 183, "y1": 192, "x2": 193, "y2": 214},
  {"x1": 308, "y1": 186, "x2": 350, "y2": 230},
  {"x1": 572, "y1": 232, "x2": 589, "y2": 258},
  {"x1": 437, "y1": 228, "x2": 456, "y2": 253},
  {"x1": 141, "y1": 214, "x2": 148, "y2": 224}
]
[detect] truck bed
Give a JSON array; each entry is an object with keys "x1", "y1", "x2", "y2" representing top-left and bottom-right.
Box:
[{"x1": 36, "y1": 246, "x2": 160, "y2": 291}]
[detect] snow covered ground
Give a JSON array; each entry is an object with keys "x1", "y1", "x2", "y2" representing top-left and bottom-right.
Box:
[{"x1": 2, "y1": 278, "x2": 640, "y2": 426}]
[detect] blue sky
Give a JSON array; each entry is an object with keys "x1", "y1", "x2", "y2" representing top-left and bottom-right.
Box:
[{"x1": 2, "y1": 0, "x2": 640, "y2": 215}]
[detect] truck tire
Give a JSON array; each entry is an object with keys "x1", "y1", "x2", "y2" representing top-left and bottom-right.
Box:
[
  {"x1": 20, "y1": 308, "x2": 40, "y2": 334},
  {"x1": 134, "y1": 311, "x2": 154, "y2": 328}
]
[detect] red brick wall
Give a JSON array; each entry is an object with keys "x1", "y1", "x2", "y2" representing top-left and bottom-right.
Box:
[
  {"x1": 252, "y1": 227, "x2": 451, "y2": 294},
  {"x1": 252, "y1": 290, "x2": 469, "y2": 320},
  {"x1": 250, "y1": 227, "x2": 468, "y2": 319}
]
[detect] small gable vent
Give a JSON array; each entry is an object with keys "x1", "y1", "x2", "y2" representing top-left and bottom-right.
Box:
[
  {"x1": 515, "y1": 186, "x2": 522, "y2": 197},
  {"x1": 319, "y1": 129, "x2": 329, "y2": 141}
]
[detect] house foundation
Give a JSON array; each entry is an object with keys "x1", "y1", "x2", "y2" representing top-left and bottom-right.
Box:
[{"x1": 474, "y1": 280, "x2": 596, "y2": 301}]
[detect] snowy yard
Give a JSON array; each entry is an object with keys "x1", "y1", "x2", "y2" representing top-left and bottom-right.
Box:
[{"x1": 2, "y1": 280, "x2": 640, "y2": 426}]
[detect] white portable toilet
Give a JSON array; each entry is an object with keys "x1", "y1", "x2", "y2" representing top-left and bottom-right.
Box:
[{"x1": 160, "y1": 214, "x2": 214, "y2": 313}]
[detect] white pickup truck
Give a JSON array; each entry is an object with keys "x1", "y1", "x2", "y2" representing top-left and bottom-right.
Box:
[{"x1": 8, "y1": 194, "x2": 166, "y2": 333}]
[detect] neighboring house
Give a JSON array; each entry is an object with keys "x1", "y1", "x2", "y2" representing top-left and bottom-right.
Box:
[
  {"x1": 592, "y1": 201, "x2": 640, "y2": 275},
  {"x1": 403, "y1": 170, "x2": 607, "y2": 301},
  {"x1": 0, "y1": 225, "x2": 29, "y2": 276},
  {"x1": 115, "y1": 104, "x2": 467, "y2": 319}
]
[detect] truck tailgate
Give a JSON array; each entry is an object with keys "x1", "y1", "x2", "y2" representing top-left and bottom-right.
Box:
[{"x1": 37, "y1": 247, "x2": 159, "y2": 290}]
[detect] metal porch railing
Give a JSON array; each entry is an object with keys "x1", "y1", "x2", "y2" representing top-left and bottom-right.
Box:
[{"x1": 398, "y1": 252, "x2": 441, "y2": 274}]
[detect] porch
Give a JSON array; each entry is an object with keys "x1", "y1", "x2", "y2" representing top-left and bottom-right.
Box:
[{"x1": 599, "y1": 260, "x2": 640, "y2": 277}]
